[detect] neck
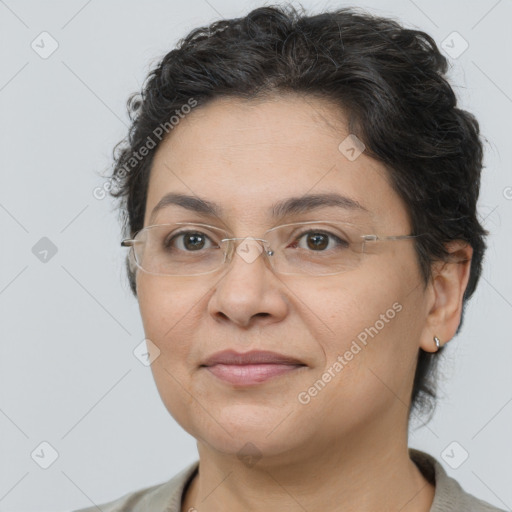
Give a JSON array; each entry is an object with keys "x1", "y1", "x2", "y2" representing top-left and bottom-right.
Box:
[{"x1": 181, "y1": 419, "x2": 435, "y2": 512}]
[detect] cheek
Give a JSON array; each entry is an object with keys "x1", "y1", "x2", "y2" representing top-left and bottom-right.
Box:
[
  {"x1": 137, "y1": 276, "x2": 204, "y2": 428},
  {"x1": 136, "y1": 276, "x2": 203, "y2": 379},
  {"x1": 305, "y1": 274, "x2": 404, "y2": 349},
  {"x1": 137, "y1": 275, "x2": 199, "y2": 339},
  {"x1": 303, "y1": 271, "x2": 419, "y2": 404}
]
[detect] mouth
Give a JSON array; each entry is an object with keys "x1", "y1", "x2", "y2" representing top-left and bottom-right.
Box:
[
  {"x1": 203, "y1": 363, "x2": 306, "y2": 386},
  {"x1": 200, "y1": 350, "x2": 307, "y2": 386}
]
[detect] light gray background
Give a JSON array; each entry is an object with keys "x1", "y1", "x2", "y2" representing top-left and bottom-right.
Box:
[{"x1": 1, "y1": 0, "x2": 511, "y2": 510}]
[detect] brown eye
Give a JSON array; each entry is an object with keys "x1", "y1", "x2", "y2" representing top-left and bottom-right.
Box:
[
  {"x1": 305, "y1": 233, "x2": 329, "y2": 251},
  {"x1": 292, "y1": 230, "x2": 349, "y2": 251},
  {"x1": 165, "y1": 231, "x2": 213, "y2": 251}
]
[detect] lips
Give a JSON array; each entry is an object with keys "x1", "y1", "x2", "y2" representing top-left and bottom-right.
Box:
[
  {"x1": 201, "y1": 350, "x2": 307, "y2": 386},
  {"x1": 201, "y1": 349, "x2": 304, "y2": 367}
]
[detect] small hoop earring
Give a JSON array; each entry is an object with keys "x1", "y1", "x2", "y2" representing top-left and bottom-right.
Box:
[{"x1": 434, "y1": 336, "x2": 441, "y2": 350}]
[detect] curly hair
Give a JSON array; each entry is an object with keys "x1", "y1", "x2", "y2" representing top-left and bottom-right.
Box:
[{"x1": 106, "y1": 3, "x2": 488, "y2": 421}]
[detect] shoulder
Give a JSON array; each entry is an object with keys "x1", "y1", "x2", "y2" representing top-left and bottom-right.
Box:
[
  {"x1": 72, "y1": 460, "x2": 199, "y2": 512},
  {"x1": 409, "y1": 448, "x2": 506, "y2": 512}
]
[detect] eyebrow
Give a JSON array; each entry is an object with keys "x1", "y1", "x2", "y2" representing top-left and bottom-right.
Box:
[{"x1": 149, "y1": 192, "x2": 369, "y2": 224}]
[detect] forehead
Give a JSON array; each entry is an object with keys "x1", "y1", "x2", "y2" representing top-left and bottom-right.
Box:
[{"x1": 145, "y1": 95, "x2": 410, "y2": 231}]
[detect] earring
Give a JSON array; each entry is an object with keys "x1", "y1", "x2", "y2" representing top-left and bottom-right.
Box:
[{"x1": 434, "y1": 336, "x2": 442, "y2": 350}]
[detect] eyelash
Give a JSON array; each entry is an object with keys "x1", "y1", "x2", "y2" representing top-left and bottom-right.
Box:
[{"x1": 290, "y1": 229, "x2": 349, "y2": 251}]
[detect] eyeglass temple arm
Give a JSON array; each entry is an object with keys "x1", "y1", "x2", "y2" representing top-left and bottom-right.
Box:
[{"x1": 363, "y1": 233, "x2": 424, "y2": 241}]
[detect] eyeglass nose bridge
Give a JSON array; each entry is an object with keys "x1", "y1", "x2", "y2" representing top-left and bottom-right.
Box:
[{"x1": 220, "y1": 236, "x2": 275, "y2": 268}]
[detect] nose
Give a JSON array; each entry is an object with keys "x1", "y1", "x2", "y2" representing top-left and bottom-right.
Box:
[{"x1": 207, "y1": 237, "x2": 289, "y2": 329}]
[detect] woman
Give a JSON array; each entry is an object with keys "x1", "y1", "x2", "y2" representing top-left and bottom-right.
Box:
[{"x1": 76, "y1": 4, "x2": 504, "y2": 511}]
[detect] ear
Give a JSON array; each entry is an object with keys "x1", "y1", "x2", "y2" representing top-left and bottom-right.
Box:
[{"x1": 419, "y1": 240, "x2": 473, "y2": 353}]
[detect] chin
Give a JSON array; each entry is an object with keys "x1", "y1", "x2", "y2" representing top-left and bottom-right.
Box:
[
  {"x1": 197, "y1": 429, "x2": 302, "y2": 465},
  {"x1": 177, "y1": 406, "x2": 305, "y2": 459}
]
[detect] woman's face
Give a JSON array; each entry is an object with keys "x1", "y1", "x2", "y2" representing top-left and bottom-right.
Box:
[{"x1": 136, "y1": 94, "x2": 435, "y2": 463}]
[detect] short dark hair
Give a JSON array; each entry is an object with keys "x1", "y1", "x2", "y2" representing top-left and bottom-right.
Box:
[{"x1": 107, "y1": 3, "x2": 488, "y2": 420}]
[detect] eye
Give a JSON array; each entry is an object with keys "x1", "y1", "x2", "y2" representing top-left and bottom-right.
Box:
[
  {"x1": 164, "y1": 230, "x2": 216, "y2": 251},
  {"x1": 289, "y1": 229, "x2": 350, "y2": 251}
]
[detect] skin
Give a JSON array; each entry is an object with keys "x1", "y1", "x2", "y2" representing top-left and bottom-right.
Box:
[{"x1": 135, "y1": 93, "x2": 473, "y2": 512}]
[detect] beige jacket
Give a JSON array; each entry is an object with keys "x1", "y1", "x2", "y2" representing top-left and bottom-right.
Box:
[{"x1": 73, "y1": 449, "x2": 506, "y2": 511}]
